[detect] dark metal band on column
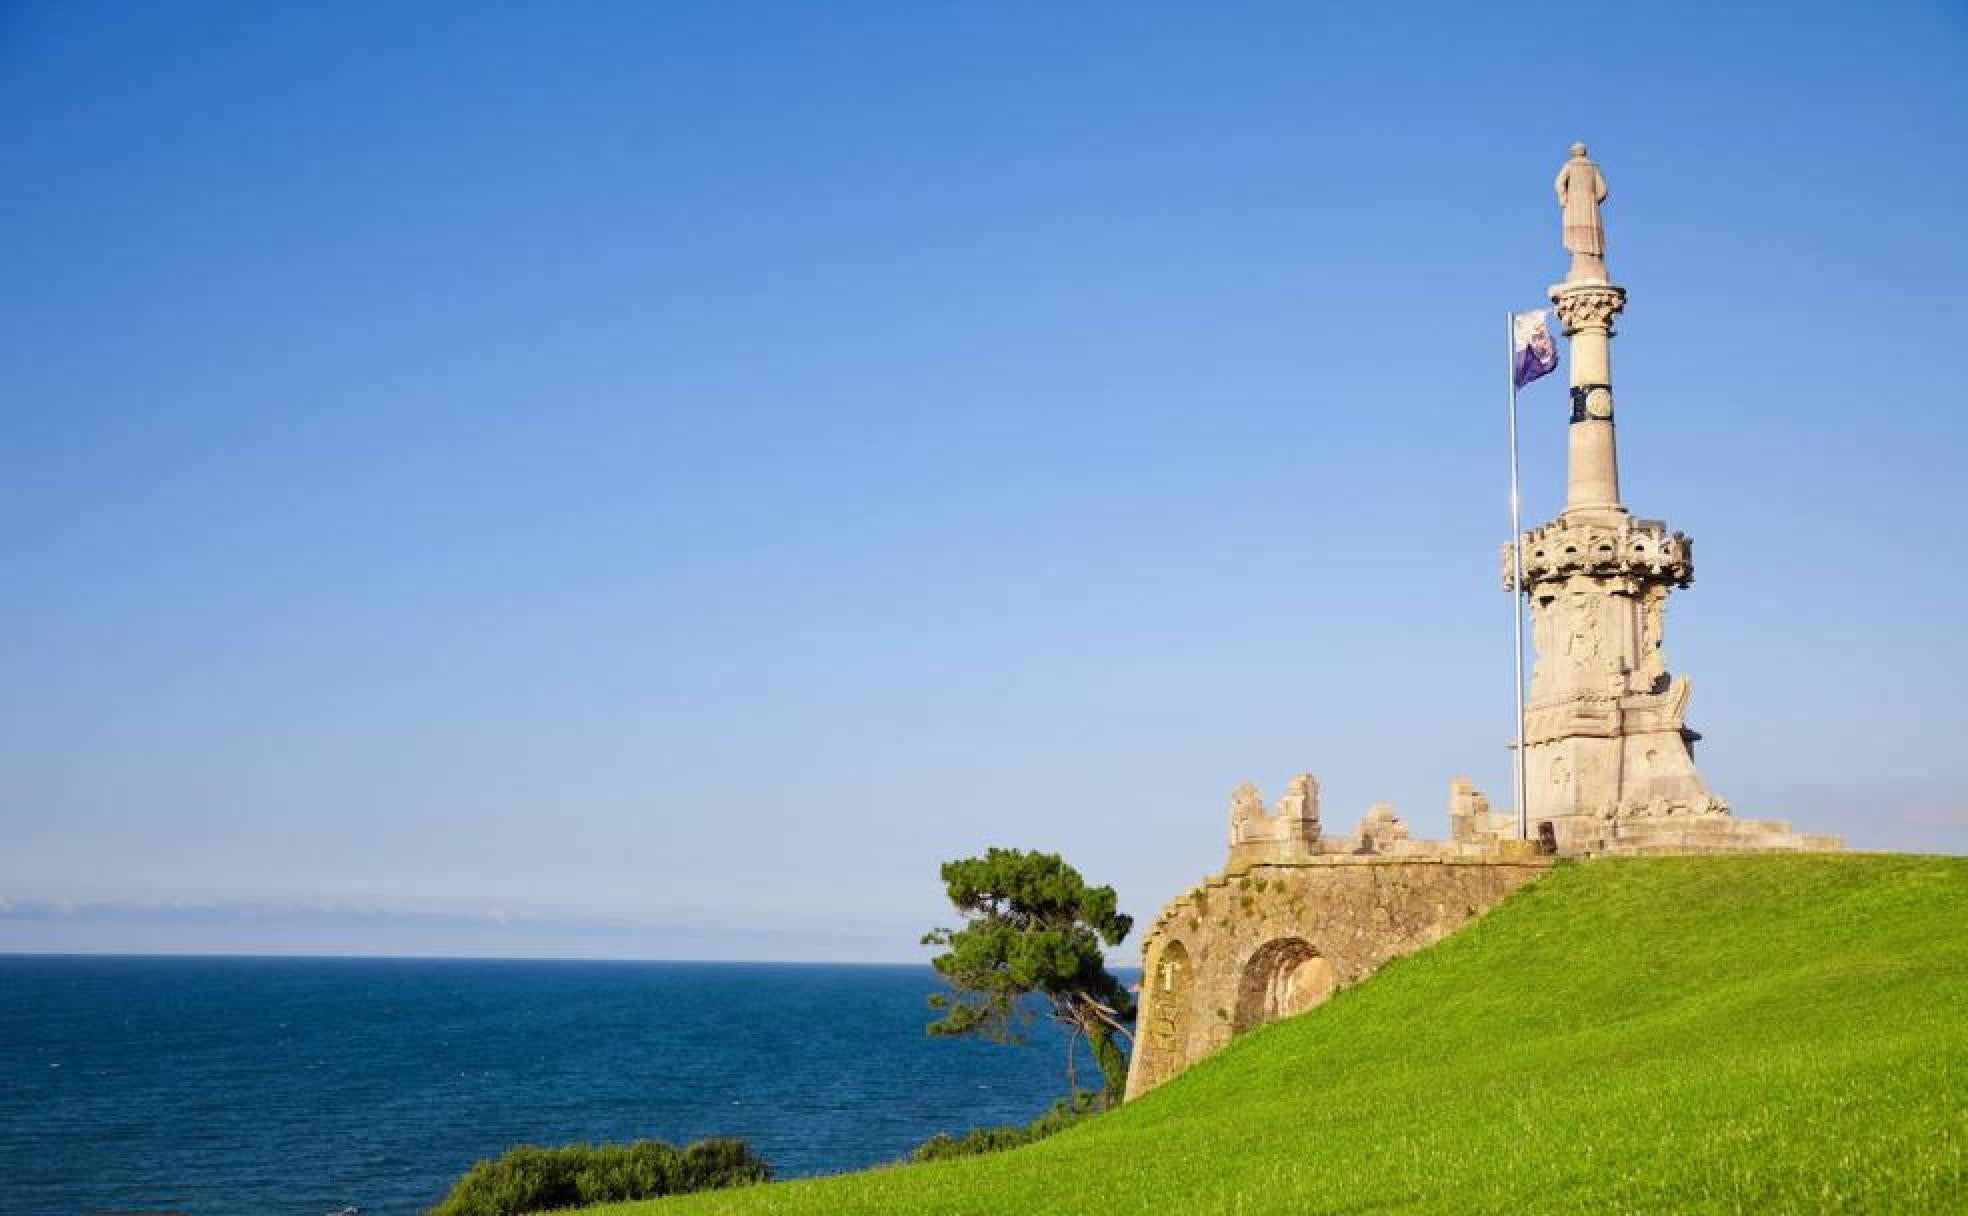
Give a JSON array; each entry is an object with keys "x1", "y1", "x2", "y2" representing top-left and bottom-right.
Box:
[{"x1": 1569, "y1": 384, "x2": 1612, "y2": 424}]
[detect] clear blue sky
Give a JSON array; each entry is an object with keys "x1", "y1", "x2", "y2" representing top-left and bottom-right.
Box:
[{"x1": 4, "y1": 1, "x2": 1964, "y2": 960}]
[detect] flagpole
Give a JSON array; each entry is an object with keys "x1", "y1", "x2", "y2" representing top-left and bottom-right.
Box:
[{"x1": 1506, "y1": 314, "x2": 1529, "y2": 841}]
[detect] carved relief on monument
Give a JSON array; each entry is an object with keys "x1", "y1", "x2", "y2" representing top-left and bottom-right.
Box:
[
  {"x1": 1530, "y1": 585, "x2": 1634, "y2": 703},
  {"x1": 1563, "y1": 591, "x2": 1605, "y2": 664},
  {"x1": 1635, "y1": 585, "x2": 1669, "y2": 692},
  {"x1": 1547, "y1": 754, "x2": 1570, "y2": 795}
]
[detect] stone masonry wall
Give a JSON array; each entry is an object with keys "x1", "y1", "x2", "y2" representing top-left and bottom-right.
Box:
[
  {"x1": 1123, "y1": 768, "x2": 1838, "y2": 1100},
  {"x1": 1125, "y1": 855, "x2": 1550, "y2": 1098}
]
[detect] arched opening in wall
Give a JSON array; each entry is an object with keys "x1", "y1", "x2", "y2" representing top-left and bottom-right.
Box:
[
  {"x1": 1135, "y1": 939, "x2": 1193, "y2": 1091},
  {"x1": 1232, "y1": 938, "x2": 1335, "y2": 1035}
]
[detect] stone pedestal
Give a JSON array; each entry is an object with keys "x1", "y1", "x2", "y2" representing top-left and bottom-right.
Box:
[
  {"x1": 1506, "y1": 512, "x2": 1724, "y2": 847},
  {"x1": 1501, "y1": 271, "x2": 1731, "y2": 845}
]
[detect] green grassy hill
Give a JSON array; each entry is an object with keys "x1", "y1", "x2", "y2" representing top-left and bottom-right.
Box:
[{"x1": 600, "y1": 855, "x2": 1966, "y2": 1214}]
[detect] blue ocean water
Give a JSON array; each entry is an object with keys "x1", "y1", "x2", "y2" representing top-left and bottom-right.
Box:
[{"x1": 0, "y1": 956, "x2": 1108, "y2": 1216}]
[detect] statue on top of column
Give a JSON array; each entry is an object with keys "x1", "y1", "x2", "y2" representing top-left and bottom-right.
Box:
[{"x1": 1555, "y1": 142, "x2": 1609, "y2": 282}]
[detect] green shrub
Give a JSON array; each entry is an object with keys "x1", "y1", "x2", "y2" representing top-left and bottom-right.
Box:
[
  {"x1": 907, "y1": 1090, "x2": 1101, "y2": 1164},
  {"x1": 429, "y1": 1137, "x2": 769, "y2": 1216},
  {"x1": 678, "y1": 1138, "x2": 773, "y2": 1191},
  {"x1": 571, "y1": 1139, "x2": 681, "y2": 1204}
]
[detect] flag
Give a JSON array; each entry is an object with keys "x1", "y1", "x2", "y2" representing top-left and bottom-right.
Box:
[{"x1": 1511, "y1": 309, "x2": 1558, "y2": 389}]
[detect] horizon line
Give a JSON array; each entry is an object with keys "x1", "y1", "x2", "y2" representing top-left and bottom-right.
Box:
[{"x1": 0, "y1": 948, "x2": 1144, "y2": 969}]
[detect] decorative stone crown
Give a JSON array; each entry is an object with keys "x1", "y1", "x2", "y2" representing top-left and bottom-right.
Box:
[
  {"x1": 1549, "y1": 282, "x2": 1627, "y2": 335},
  {"x1": 1503, "y1": 516, "x2": 1693, "y2": 592}
]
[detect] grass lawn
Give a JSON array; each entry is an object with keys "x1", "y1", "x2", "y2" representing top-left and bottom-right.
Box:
[{"x1": 595, "y1": 854, "x2": 1966, "y2": 1214}]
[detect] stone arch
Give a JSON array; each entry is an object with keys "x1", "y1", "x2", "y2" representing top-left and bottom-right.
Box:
[
  {"x1": 1232, "y1": 937, "x2": 1336, "y2": 1035},
  {"x1": 1133, "y1": 939, "x2": 1194, "y2": 1092}
]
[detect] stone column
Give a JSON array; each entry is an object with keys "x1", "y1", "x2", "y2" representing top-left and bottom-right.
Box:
[{"x1": 1550, "y1": 281, "x2": 1628, "y2": 519}]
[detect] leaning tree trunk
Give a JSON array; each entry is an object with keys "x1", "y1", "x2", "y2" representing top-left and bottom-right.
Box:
[
  {"x1": 1086, "y1": 1024, "x2": 1128, "y2": 1108},
  {"x1": 1062, "y1": 1022, "x2": 1080, "y2": 1097}
]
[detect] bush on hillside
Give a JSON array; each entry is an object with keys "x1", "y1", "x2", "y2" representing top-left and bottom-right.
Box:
[
  {"x1": 428, "y1": 1136, "x2": 769, "y2": 1216},
  {"x1": 908, "y1": 1090, "x2": 1101, "y2": 1163}
]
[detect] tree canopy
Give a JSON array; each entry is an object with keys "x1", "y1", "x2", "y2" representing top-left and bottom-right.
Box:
[{"x1": 922, "y1": 848, "x2": 1136, "y2": 1104}]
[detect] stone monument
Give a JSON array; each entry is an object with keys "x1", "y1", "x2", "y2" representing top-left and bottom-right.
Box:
[
  {"x1": 1500, "y1": 143, "x2": 1836, "y2": 853},
  {"x1": 1123, "y1": 145, "x2": 1841, "y2": 1100}
]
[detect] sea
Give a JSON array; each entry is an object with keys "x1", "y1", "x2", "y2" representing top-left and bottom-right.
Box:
[{"x1": 0, "y1": 955, "x2": 1113, "y2": 1216}]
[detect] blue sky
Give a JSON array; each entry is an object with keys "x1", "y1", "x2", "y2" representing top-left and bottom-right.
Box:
[{"x1": 3, "y1": 1, "x2": 1965, "y2": 960}]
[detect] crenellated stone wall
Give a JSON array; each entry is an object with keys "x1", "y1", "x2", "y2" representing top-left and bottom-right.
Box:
[
  {"x1": 1127, "y1": 848, "x2": 1549, "y2": 1097},
  {"x1": 1125, "y1": 769, "x2": 1839, "y2": 1099},
  {"x1": 1126, "y1": 775, "x2": 1549, "y2": 1098}
]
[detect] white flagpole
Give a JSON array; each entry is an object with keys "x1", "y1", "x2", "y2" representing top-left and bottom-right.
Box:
[{"x1": 1506, "y1": 314, "x2": 1529, "y2": 840}]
